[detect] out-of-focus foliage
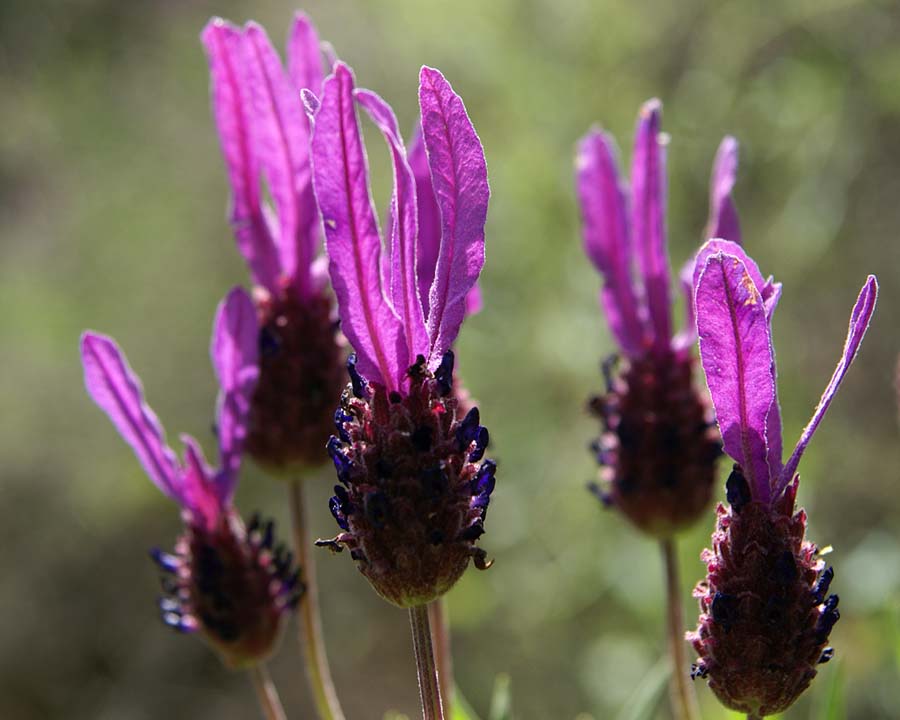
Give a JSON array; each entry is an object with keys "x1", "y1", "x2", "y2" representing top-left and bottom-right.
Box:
[{"x1": 2, "y1": 0, "x2": 900, "y2": 718}]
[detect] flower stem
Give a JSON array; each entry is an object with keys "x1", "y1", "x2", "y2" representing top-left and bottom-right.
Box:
[
  {"x1": 249, "y1": 663, "x2": 287, "y2": 720},
  {"x1": 428, "y1": 598, "x2": 454, "y2": 712},
  {"x1": 409, "y1": 603, "x2": 445, "y2": 720},
  {"x1": 288, "y1": 479, "x2": 346, "y2": 720},
  {"x1": 661, "y1": 537, "x2": 700, "y2": 720}
]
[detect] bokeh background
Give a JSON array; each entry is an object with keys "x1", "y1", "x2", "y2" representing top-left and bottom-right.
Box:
[{"x1": 3, "y1": 0, "x2": 900, "y2": 718}]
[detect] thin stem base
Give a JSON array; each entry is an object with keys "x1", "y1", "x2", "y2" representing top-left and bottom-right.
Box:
[
  {"x1": 662, "y1": 537, "x2": 700, "y2": 720},
  {"x1": 409, "y1": 603, "x2": 445, "y2": 720},
  {"x1": 249, "y1": 663, "x2": 287, "y2": 720}
]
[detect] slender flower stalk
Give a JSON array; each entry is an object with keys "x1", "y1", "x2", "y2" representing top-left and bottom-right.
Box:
[
  {"x1": 689, "y1": 239, "x2": 877, "y2": 716},
  {"x1": 576, "y1": 103, "x2": 740, "y2": 719},
  {"x1": 428, "y1": 599, "x2": 454, "y2": 709},
  {"x1": 80, "y1": 289, "x2": 302, "y2": 674},
  {"x1": 305, "y1": 60, "x2": 492, "y2": 717},
  {"x1": 250, "y1": 663, "x2": 289, "y2": 720},
  {"x1": 203, "y1": 16, "x2": 346, "y2": 720},
  {"x1": 410, "y1": 605, "x2": 445, "y2": 720}
]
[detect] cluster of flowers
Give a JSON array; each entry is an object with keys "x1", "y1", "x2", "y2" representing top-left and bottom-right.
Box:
[{"x1": 79, "y1": 9, "x2": 877, "y2": 720}]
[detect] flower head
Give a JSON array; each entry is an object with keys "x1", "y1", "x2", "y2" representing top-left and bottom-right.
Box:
[
  {"x1": 305, "y1": 63, "x2": 493, "y2": 607},
  {"x1": 576, "y1": 101, "x2": 731, "y2": 536},
  {"x1": 202, "y1": 15, "x2": 344, "y2": 474},
  {"x1": 688, "y1": 240, "x2": 877, "y2": 716},
  {"x1": 80, "y1": 289, "x2": 301, "y2": 668}
]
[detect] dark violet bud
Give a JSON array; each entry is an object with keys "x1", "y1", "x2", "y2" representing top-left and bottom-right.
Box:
[
  {"x1": 435, "y1": 350, "x2": 455, "y2": 396},
  {"x1": 319, "y1": 357, "x2": 495, "y2": 607},
  {"x1": 347, "y1": 353, "x2": 368, "y2": 399},
  {"x1": 726, "y1": 465, "x2": 751, "y2": 514},
  {"x1": 688, "y1": 486, "x2": 839, "y2": 717},
  {"x1": 587, "y1": 349, "x2": 720, "y2": 537},
  {"x1": 334, "y1": 407, "x2": 353, "y2": 443},
  {"x1": 246, "y1": 288, "x2": 345, "y2": 475},
  {"x1": 154, "y1": 510, "x2": 302, "y2": 668}
]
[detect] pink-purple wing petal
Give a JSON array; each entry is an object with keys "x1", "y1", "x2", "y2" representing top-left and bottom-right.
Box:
[
  {"x1": 356, "y1": 88, "x2": 429, "y2": 363},
  {"x1": 210, "y1": 288, "x2": 260, "y2": 501},
  {"x1": 180, "y1": 435, "x2": 224, "y2": 531},
  {"x1": 408, "y1": 124, "x2": 442, "y2": 317},
  {"x1": 287, "y1": 12, "x2": 324, "y2": 96},
  {"x1": 202, "y1": 19, "x2": 280, "y2": 293},
  {"x1": 693, "y1": 239, "x2": 780, "y2": 320},
  {"x1": 80, "y1": 332, "x2": 181, "y2": 503},
  {"x1": 576, "y1": 128, "x2": 645, "y2": 356},
  {"x1": 418, "y1": 66, "x2": 489, "y2": 366},
  {"x1": 630, "y1": 100, "x2": 671, "y2": 352},
  {"x1": 777, "y1": 275, "x2": 878, "y2": 494},
  {"x1": 706, "y1": 135, "x2": 742, "y2": 244},
  {"x1": 695, "y1": 250, "x2": 776, "y2": 503},
  {"x1": 309, "y1": 63, "x2": 406, "y2": 390},
  {"x1": 243, "y1": 22, "x2": 317, "y2": 293}
]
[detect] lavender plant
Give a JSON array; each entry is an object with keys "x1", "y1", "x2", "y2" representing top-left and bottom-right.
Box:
[
  {"x1": 575, "y1": 100, "x2": 739, "y2": 720},
  {"x1": 202, "y1": 16, "x2": 346, "y2": 719},
  {"x1": 305, "y1": 61, "x2": 492, "y2": 720},
  {"x1": 80, "y1": 289, "x2": 298, "y2": 717},
  {"x1": 689, "y1": 239, "x2": 877, "y2": 718}
]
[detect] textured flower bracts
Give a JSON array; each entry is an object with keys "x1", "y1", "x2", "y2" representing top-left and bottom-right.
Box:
[
  {"x1": 306, "y1": 62, "x2": 493, "y2": 607},
  {"x1": 688, "y1": 240, "x2": 877, "y2": 716},
  {"x1": 81, "y1": 290, "x2": 301, "y2": 668},
  {"x1": 577, "y1": 102, "x2": 736, "y2": 537},
  {"x1": 203, "y1": 16, "x2": 344, "y2": 474}
]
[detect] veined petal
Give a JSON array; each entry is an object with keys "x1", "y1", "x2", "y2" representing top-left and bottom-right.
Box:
[
  {"x1": 695, "y1": 250, "x2": 776, "y2": 503},
  {"x1": 202, "y1": 18, "x2": 280, "y2": 293},
  {"x1": 211, "y1": 287, "x2": 260, "y2": 502},
  {"x1": 408, "y1": 124, "x2": 442, "y2": 317},
  {"x1": 418, "y1": 66, "x2": 489, "y2": 366},
  {"x1": 309, "y1": 63, "x2": 406, "y2": 390},
  {"x1": 180, "y1": 435, "x2": 225, "y2": 531},
  {"x1": 80, "y1": 332, "x2": 181, "y2": 504},
  {"x1": 356, "y1": 88, "x2": 429, "y2": 362},
  {"x1": 693, "y1": 239, "x2": 780, "y2": 320},
  {"x1": 465, "y1": 283, "x2": 483, "y2": 316},
  {"x1": 631, "y1": 99, "x2": 671, "y2": 351},
  {"x1": 576, "y1": 128, "x2": 645, "y2": 355},
  {"x1": 706, "y1": 135, "x2": 741, "y2": 244},
  {"x1": 672, "y1": 259, "x2": 697, "y2": 351},
  {"x1": 287, "y1": 12, "x2": 324, "y2": 96},
  {"x1": 243, "y1": 22, "x2": 317, "y2": 293},
  {"x1": 777, "y1": 275, "x2": 878, "y2": 495}
]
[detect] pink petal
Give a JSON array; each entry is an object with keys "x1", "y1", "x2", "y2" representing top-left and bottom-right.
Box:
[
  {"x1": 631, "y1": 99, "x2": 671, "y2": 352},
  {"x1": 408, "y1": 123, "x2": 442, "y2": 317},
  {"x1": 243, "y1": 22, "x2": 317, "y2": 294},
  {"x1": 80, "y1": 332, "x2": 181, "y2": 504},
  {"x1": 309, "y1": 63, "x2": 406, "y2": 390},
  {"x1": 418, "y1": 66, "x2": 489, "y2": 366},
  {"x1": 201, "y1": 18, "x2": 280, "y2": 293},
  {"x1": 287, "y1": 12, "x2": 324, "y2": 96},
  {"x1": 210, "y1": 287, "x2": 260, "y2": 501},
  {"x1": 356, "y1": 88, "x2": 429, "y2": 364},
  {"x1": 705, "y1": 135, "x2": 742, "y2": 244},
  {"x1": 777, "y1": 275, "x2": 878, "y2": 495},
  {"x1": 672, "y1": 259, "x2": 697, "y2": 351},
  {"x1": 180, "y1": 435, "x2": 225, "y2": 531},
  {"x1": 464, "y1": 283, "x2": 483, "y2": 316},
  {"x1": 576, "y1": 128, "x2": 645, "y2": 356},
  {"x1": 695, "y1": 250, "x2": 777, "y2": 503}
]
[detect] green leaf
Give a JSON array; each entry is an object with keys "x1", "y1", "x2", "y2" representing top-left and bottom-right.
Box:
[
  {"x1": 613, "y1": 658, "x2": 669, "y2": 720},
  {"x1": 452, "y1": 689, "x2": 482, "y2": 720}
]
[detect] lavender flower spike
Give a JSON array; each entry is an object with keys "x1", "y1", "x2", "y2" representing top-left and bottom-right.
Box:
[
  {"x1": 202, "y1": 15, "x2": 343, "y2": 474},
  {"x1": 81, "y1": 289, "x2": 302, "y2": 668},
  {"x1": 688, "y1": 239, "x2": 877, "y2": 716},
  {"x1": 307, "y1": 62, "x2": 493, "y2": 607},
  {"x1": 576, "y1": 102, "x2": 739, "y2": 537}
]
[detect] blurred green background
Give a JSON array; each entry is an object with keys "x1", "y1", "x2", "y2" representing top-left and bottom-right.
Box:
[{"x1": 2, "y1": 0, "x2": 900, "y2": 718}]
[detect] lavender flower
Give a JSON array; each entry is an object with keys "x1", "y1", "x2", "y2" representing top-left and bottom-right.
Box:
[
  {"x1": 688, "y1": 239, "x2": 877, "y2": 716},
  {"x1": 80, "y1": 289, "x2": 301, "y2": 668},
  {"x1": 305, "y1": 62, "x2": 493, "y2": 607},
  {"x1": 576, "y1": 101, "x2": 732, "y2": 537},
  {"x1": 202, "y1": 15, "x2": 344, "y2": 474}
]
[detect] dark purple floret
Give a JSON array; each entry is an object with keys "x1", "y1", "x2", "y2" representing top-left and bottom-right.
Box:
[
  {"x1": 347, "y1": 353, "x2": 368, "y2": 399},
  {"x1": 726, "y1": 465, "x2": 752, "y2": 514},
  {"x1": 812, "y1": 567, "x2": 834, "y2": 604},
  {"x1": 435, "y1": 351, "x2": 455, "y2": 396},
  {"x1": 334, "y1": 407, "x2": 353, "y2": 443}
]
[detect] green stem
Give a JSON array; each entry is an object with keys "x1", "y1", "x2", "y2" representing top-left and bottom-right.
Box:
[
  {"x1": 428, "y1": 598, "x2": 454, "y2": 712},
  {"x1": 661, "y1": 537, "x2": 700, "y2": 720},
  {"x1": 409, "y1": 603, "x2": 445, "y2": 720},
  {"x1": 289, "y1": 480, "x2": 346, "y2": 720},
  {"x1": 249, "y1": 663, "x2": 287, "y2": 720}
]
